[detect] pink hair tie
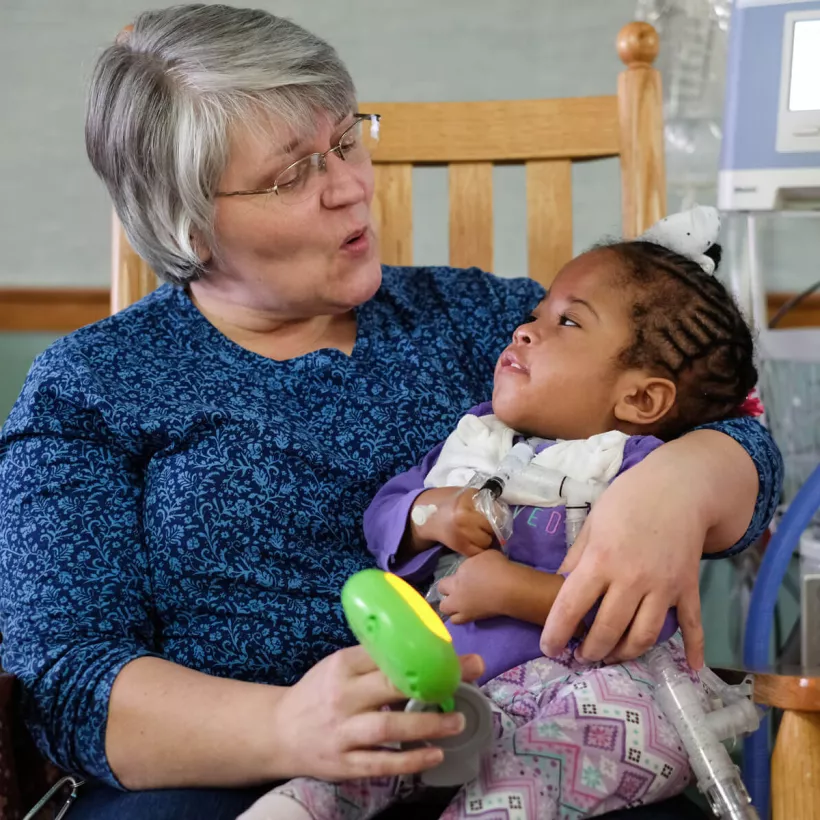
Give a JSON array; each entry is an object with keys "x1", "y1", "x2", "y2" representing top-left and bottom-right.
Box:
[{"x1": 738, "y1": 391, "x2": 765, "y2": 418}]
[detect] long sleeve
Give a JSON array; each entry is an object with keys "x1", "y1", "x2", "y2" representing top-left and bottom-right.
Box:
[
  {"x1": 0, "y1": 352, "x2": 160, "y2": 787},
  {"x1": 363, "y1": 443, "x2": 446, "y2": 585},
  {"x1": 695, "y1": 416, "x2": 783, "y2": 558}
]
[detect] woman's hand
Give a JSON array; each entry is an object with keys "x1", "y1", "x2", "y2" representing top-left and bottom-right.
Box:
[
  {"x1": 438, "y1": 549, "x2": 512, "y2": 623},
  {"x1": 540, "y1": 431, "x2": 758, "y2": 669},
  {"x1": 272, "y1": 646, "x2": 485, "y2": 781}
]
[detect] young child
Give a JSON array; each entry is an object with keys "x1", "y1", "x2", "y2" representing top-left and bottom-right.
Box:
[{"x1": 243, "y1": 206, "x2": 760, "y2": 819}]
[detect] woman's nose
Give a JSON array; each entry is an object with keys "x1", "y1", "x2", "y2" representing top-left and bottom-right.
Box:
[
  {"x1": 320, "y1": 151, "x2": 366, "y2": 209},
  {"x1": 513, "y1": 325, "x2": 533, "y2": 345}
]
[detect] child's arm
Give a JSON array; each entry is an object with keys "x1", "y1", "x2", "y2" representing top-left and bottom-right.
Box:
[
  {"x1": 500, "y1": 563, "x2": 565, "y2": 625},
  {"x1": 437, "y1": 550, "x2": 564, "y2": 626},
  {"x1": 362, "y1": 446, "x2": 494, "y2": 582},
  {"x1": 364, "y1": 405, "x2": 498, "y2": 578},
  {"x1": 362, "y1": 446, "x2": 446, "y2": 583},
  {"x1": 401, "y1": 487, "x2": 495, "y2": 561}
]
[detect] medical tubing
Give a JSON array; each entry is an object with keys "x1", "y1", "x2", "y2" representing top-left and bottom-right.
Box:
[
  {"x1": 564, "y1": 503, "x2": 589, "y2": 548},
  {"x1": 742, "y1": 462, "x2": 820, "y2": 816},
  {"x1": 646, "y1": 645, "x2": 759, "y2": 820},
  {"x1": 480, "y1": 441, "x2": 538, "y2": 499}
]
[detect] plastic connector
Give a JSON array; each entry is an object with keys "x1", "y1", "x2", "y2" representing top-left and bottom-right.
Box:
[{"x1": 645, "y1": 645, "x2": 760, "y2": 819}]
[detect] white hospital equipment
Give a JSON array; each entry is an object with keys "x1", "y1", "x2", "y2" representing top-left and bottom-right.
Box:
[
  {"x1": 719, "y1": 0, "x2": 820, "y2": 211},
  {"x1": 716, "y1": 0, "x2": 820, "y2": 542},
  {"x1": 711, "y1": 3, "x2": 820, "y2": 817}
]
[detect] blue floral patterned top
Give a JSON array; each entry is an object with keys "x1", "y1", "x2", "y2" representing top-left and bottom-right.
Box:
[{"x1": 0, "y1": 266, "x2": 782, "y2": 787}]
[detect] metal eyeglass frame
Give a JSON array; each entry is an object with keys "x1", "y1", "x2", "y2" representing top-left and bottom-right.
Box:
[{"x1": 215, "y1": 113, "x2": 381, "y2": 201}]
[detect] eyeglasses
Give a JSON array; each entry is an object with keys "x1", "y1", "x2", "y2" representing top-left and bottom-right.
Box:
[{"x1": 215, "y1": 113, "x2": 381, "y2": 205}]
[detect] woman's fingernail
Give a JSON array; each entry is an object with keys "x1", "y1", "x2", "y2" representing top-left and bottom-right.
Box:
[
  {"x1": 444, "y1": 713, "x2": 466, "y2": 733},
  {"x1": 424, "y1": 748, "x2": 444, "y2": 765}
]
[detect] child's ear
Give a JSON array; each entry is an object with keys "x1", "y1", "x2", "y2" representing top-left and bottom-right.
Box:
[{"x1": 613, "y1": 375, "x2": 677, "y2": 427}]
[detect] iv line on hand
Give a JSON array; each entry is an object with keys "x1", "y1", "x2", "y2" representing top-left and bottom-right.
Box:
[{"x1": 411, "y1": 504, "x2": 439, "y2": 527}]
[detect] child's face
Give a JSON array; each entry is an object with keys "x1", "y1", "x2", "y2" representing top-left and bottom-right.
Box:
[{"x1": 492, "y1": 250, "x2": 635, "y2": 440}]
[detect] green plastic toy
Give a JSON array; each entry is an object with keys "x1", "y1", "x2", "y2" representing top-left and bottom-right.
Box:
[{"x1": 342, "y1": 569, "x2": 461, "y2": 712}]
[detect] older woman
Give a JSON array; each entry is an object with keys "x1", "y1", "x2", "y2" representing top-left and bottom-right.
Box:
[{"x1": 0, "y1": 6, "x2": 779, "y2": 820}]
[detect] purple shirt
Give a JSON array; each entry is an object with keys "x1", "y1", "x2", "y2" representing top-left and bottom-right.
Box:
[{"x1": 363, "y1": 402, "x2": 679, "y2": 684}]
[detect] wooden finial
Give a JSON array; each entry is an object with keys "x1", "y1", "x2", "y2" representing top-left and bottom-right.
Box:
[
  {"x1": 617, "y1": 22, "x2": 660, "y2": 68},
  {"x1": 616, "y1": 20, "x2": 666, "y2": 237}
]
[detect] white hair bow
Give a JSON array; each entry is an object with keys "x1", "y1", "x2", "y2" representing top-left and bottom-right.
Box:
[{"x1": 638, "y1": 205, "x2": 721, "y2": 275}]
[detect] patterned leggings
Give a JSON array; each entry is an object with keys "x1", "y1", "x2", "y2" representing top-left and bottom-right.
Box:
[{"x1": 259, "y1": 639, "x2": 695, "y2": 820}]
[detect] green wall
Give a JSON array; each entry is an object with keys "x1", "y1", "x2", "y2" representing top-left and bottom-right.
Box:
[{"x1": 0, "y1": 333, "x2": 62, "y2": 422}]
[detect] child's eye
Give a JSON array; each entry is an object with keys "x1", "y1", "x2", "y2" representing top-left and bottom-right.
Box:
[
  {"x1": 522, "y1": 314, "x2": 538, "y2": 324},
  {"x1": 558, "y1": 314, "x2": 580, "y2": 328}
]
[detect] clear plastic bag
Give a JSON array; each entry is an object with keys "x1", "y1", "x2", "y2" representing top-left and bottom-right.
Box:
[
  {"x1": 472, "y1": 486, "x2": 514, "y2": 547},
  {"x1": 424, "y1": 477, "x2": 516, "y2": 615},
  {"x1": 635, "y1": 0, "x2": 731, "y2": 207}
]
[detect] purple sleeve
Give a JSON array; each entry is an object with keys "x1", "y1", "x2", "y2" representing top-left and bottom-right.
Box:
[
  {"x1": 363, "y1": 442, "x2": 446, "y2": 584},
  {"x1": 616, "y1": 435, "x2": 665, "y2": 475},
  {"x1": 363, "y1": 403, "x2": 494, "y2": 584},
  {"x1": 468, "y1": 401, "x2": 494, "y2": 417}
]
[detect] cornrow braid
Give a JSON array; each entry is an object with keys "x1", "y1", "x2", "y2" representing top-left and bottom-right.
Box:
[{"x1": 602, "y1": 240, "x2": 757, "y2": 440}]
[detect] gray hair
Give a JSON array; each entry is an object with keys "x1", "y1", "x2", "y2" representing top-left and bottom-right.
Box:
[{"x1": 85, "y1": 4, "x2": 356, "y2": 285}]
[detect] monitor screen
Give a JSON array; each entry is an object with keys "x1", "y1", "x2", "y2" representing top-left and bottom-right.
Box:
[{"x1": 789, "y1": 19, "x2": 820, "y2": 112}]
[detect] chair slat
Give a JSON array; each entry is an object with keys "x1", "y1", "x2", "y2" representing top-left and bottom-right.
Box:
[
  {"x1": 448, "y1": 162, "x2": 493, "y2": 271},
  {"x1": 360, "y1": 98, "x2": 620, "y2": 163},
  {"x1": 526, "y1": 159, "x2": 573, "y2": 288},
  {"x1": 372, "y1": 163, "x2": 413, "y2": 266},
  {"x1": 111, "y1": 218, "x2": 157, "y2": 313}
]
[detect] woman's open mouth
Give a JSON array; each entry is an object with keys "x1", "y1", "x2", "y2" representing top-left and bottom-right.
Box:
[{"x1": 341, "y1": 227, "x2": 370, "y2": 254}]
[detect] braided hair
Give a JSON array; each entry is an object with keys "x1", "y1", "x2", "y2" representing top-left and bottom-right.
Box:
[{"x1": 601, "y1": 240, "x2": 757, "y2": 440}]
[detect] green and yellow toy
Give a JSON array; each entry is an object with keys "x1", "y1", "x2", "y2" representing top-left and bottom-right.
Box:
[
  {"x1": 341, "y1": 568, "x2": 493, "y2": 787},
  {"x1": 342, "y1": 568, "x2": 461, "y2": 711}
]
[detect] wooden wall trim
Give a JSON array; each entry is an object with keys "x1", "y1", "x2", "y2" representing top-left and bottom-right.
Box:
[
  {"x1": 767, "y1": 290, "x2": 820, "y2": 329},
  {"x1": 0, "y1": 288, "x2": 109, "y2": 332},
  {"x1": 1, "y1": 287, "x2": 819, "y2": 333}
]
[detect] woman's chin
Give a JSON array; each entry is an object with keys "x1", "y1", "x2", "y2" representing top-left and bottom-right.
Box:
[{"x1": 335, "y1": 259, "x2": 382, "y2": 309}]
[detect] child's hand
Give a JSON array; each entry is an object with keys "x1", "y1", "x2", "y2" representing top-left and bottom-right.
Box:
[
  {"x1": 437, "y1": 549, "x2": 512, "y2": 624},
  {"x1": 415, "y1": 488, "x2": 495, "y2": 557}
]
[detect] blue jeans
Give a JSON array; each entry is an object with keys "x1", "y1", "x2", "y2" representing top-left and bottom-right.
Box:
[
  {"x1": 66, "y1": 784, "x2": 269, "y2": 819},
  {"x1": 67, "y1": 783, "x2": 707, "y2": 819}
]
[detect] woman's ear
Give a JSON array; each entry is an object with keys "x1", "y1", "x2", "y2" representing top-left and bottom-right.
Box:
[
  {"x1": 613, "y1": 375, "x2": 677, "y2": 427},
  {"x1": 191, "y1": 229, "x2": 213, "y2": 266}
]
